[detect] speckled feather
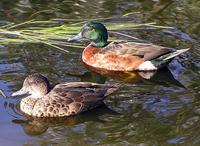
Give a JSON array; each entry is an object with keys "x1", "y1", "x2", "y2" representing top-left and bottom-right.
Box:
[{"x1": 17, "y1": 75, "x2": 119, "y2": 117}]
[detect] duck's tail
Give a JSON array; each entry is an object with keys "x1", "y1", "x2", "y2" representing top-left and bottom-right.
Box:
[
  {"x1": 162, "y1": 48, "x2": 190, "y2": 61},
  {"x1": 137, "y1": 48, "x2": 190, "y2": 71},
  {"x1": 151, "y1": 48, "x2": 190, "y2": 68}
]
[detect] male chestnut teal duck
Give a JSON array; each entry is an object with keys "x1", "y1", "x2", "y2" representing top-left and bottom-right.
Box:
[
  {"x1": 68, "y1": 22, "x2": 189, "y2": 71},
  {"x1": 12, "y1": 74, "x2": 118, "y2": 117}
]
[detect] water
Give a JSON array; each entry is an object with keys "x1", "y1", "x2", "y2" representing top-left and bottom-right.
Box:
[{"x1": 0, "y1": 0, "x2": 200, "y2": 146}]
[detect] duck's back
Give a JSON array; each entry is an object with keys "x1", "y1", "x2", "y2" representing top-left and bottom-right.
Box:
[{"x1": 31, "y1": 82, "x2": 118, "y2": 117}]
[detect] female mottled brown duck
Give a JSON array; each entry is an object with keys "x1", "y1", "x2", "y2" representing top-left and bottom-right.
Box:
[
  {"x1": 68, "y1": 21, "x2": 189, "y2": 71},
  {"x1": 12, "y1": 73, "x2": 119, "y2": 117}
]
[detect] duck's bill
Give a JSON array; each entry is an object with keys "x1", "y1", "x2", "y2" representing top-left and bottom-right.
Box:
[
  {"x1": 68, "y1": 32, "x2": 83, "y2": 42},
  {"x1": 12, "y1": 88, "x2": 30, "y2": 97}
]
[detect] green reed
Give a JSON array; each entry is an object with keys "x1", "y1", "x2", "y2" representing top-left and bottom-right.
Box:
[{"x1": 0, "y1": 19, "x2": 173, "y2": 53}]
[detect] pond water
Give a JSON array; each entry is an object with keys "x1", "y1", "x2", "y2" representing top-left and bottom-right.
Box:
[{"x1": 0, "y1": 0, "x2": 200, "y2": 146}]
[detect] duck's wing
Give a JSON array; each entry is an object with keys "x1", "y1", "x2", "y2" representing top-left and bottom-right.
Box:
[
  {"x1": 100, "y1": 41, "x2": 173, "y2": 61},
  {"x1": 34, "y1": 82, "x2": 119, "y2": 117}
]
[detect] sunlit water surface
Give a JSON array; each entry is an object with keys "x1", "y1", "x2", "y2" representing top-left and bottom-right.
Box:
[{"x1": 0, "y1": 0, "x2": 200, "y2": 146}]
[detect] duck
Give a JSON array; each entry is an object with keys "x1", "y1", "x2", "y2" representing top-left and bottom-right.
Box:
[
  {"x1": 11, "y1": 73, "x2": 119, "y2": 117},
  {"x1": 68, "y1": 21, "x2": 189, "y2": 71}
]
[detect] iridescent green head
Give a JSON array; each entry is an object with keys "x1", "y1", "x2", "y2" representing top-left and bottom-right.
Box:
[{"x1": 68, "y1": 21, "x2": 108, "y2": 47}]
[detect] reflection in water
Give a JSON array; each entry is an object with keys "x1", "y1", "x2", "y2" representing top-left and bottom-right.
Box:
[
  {"x1": 65, "y1": 71, "x2": 107, "y2": 84},
  {"x1": 0, "y1": 0, "x2": 200, "y2": 146},
  {"x1": 12, "y1": 104, "x2": 117, "y2": 136},
  {"x1": 148, "y1": 67, "x2": 185, "y2": 88},
  {"x1": 82, "y1": 64, "x2": 184, "y2": 88}
]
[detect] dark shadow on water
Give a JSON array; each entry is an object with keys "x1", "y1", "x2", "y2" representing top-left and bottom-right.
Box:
[{"x1": 147, "y1": 67, "x2": 185, "y2": 88}]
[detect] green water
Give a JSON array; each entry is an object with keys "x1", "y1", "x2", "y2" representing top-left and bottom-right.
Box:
[{"x1": 0, "y1": 0, "x2": 200, "y2": 146}]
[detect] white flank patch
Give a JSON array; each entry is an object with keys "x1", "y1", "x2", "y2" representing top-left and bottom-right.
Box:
[{"x1": 138, "y1": 61, "x2": 157, "y2": 71}]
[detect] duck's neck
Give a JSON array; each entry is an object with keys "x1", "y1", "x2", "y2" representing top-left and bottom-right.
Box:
[
  {"x1": 92, "y1": 34, "x2": 108, "y2": 48},
  {"x1": 92, "y1": 41, "x2": 107, "y2": 48}
]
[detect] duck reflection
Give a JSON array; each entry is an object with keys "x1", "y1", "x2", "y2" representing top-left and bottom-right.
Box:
[
  {"x1": 12, "y1": 104, "x2": 117, "y2": 136},
  {"x1": 147, "y1": 67, "x2": 185, "y2": 88},
  {"x1": 65, "y1": 63, "x2": 156, "y2": 83},
  {"x1": 67, "y1": 63, "x2": 184, "y2": 88}
]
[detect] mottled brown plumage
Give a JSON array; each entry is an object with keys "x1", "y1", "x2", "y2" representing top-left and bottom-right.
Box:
[{"x1": 12, "y1": 74, "x2": 119, "y2": 117}]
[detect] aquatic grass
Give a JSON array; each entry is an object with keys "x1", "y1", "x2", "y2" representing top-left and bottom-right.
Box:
[
  {"x1": 0, "y1": 19, "x2": 173, "y2": 53},
  {"x1": 28, "y1": 9, "x2": 59, "y2": 19}
]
